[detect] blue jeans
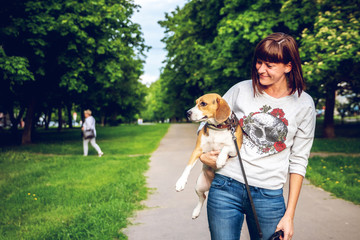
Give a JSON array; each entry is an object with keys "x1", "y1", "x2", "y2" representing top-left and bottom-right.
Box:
[{"x1": 207, "y1": 174, "x2": 286, "y2": 240}]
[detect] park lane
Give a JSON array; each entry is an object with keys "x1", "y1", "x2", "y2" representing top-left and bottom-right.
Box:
[{"x1": 125, "y1": 123, "x2": 360, "y2": 240}]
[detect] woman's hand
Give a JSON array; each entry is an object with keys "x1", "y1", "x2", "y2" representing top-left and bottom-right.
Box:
[
  {"x1": 275, "y1": 214, "x2": 294, "y2": 240},
  {"x1": 199, "y1": 150, "x2": 220, "y2": 169}
]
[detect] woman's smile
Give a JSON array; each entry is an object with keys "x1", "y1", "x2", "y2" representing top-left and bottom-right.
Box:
[{"x1": 256, "y1": 60, "x2": 291, "y2": 88}]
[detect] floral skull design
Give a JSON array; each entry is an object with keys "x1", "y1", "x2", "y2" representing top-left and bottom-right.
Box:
[{"x1": 240, "y1": 106, "x2": 288, "y2": 154}]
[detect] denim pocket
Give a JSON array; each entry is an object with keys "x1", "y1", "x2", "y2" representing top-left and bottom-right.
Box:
[
  {"x1": 259, "y1": 188, "x2": 283, "y2": 198},
  {"x1": 211, "y1": 175, "x2": 227, "y2": 189}
]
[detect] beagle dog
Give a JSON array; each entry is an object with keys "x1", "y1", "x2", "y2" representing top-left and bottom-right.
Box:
[{"x1": 175, "y1": 93, "x2": 243, "y2": 219}]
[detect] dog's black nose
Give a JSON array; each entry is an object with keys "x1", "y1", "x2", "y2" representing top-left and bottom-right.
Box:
[{"x1": 186, "y1": 110, "x2": 192, "y2": 119}]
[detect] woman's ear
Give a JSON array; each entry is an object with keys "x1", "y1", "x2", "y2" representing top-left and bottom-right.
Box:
[
  {"x1": 215, "y1": 97, "x2": 231, "y2": 123},
  {"x1": 285, "y1": 62, "x2": 292, "y2": 73}
]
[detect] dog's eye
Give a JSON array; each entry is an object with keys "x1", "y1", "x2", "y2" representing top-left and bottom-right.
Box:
[{"x1": 199, "y1": 102, "x2": 207, "y2": 107}]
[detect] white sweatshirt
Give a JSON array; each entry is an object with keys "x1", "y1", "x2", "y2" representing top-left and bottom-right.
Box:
[
  {"x1": 83, "y1": 116, "x2": 97, "y2": 137},
  {"x1": 217, "y1": 80, "x2": 316, "y2": 189}
]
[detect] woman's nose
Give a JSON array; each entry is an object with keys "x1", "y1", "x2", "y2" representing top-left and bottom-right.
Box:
[{"x1": 258, "y1": 63, "x2": 266, "y2": 74}]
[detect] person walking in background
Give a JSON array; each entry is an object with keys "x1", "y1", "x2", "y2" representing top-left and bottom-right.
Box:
[
  {"x1": 200, "y1": 33, "x2": 316, "y2": 240},
  {"x1": 82, "y1": 109, "x2": 104, "y2": 157}
]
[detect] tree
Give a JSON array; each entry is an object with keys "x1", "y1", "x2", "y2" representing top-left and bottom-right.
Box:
[
  {"x1": 159, "y1": 0, "x2": 291, "y2": 120},
  {"x1": 159, "y1": 1, "x2": 224, "y2": 121},
  {"x1": 141, "y1": 79, "x2": 172, "y2": 122},
  {"x1": 1, "y1": 0, "x2": 147, "y2": 144},
  {"x1": 0, "y1": 47, "x2": 34, "y2": 136},
  {"x1": 159, "y1": 0, "x2": 359, "y2": 139},
  {"x1": 300, "y1": 0, "x2": 360, "y2": 137}
]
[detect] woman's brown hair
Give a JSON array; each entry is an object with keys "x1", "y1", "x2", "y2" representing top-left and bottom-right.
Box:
[{"x1": 251, "y1": 32, "x2": 305, "y2": 96}]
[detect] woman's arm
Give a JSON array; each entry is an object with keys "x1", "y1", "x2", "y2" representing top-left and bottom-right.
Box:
[
  {"x1": 277, "y1": 101, "x2": 315, "y2": 239},
  {"x1": 276, "y1": 173, "x2": 304, "y2": 240},
  {"x1": 199, "y1": 150, "x2": 220, "y2": 169}
]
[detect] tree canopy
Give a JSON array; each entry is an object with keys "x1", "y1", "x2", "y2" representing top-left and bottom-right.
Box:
[
  {"x1": 157, "y1": 0, "x2": 360, "y2": 137},
  {"x1": 2, "y1": 0, "x2": 359, "y2": 142},
  {"x1": 300, "y1": 0, "x2": 360, "y2": 137},
  {"x1": 159, "y1": 0, "x2": 296, "y2": 119},
  {"x1": 0, "y1": 0, "x2": 148, "y2": 144}
]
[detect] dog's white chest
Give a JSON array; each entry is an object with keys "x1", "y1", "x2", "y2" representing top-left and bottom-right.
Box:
[{"x1": 200, "y1": 129, "x2": 234, "y2": 152}]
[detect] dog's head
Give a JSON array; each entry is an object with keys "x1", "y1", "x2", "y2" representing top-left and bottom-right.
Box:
[{"x1": 187, "y1": 93, "x2": 231, "y2": 124}]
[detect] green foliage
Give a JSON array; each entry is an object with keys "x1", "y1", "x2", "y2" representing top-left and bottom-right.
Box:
[
  {"x1": 1, "y1": 0, "x2": 149, "y2": 141},
  {"x1": 159, "y1": 1, "x2": 223, "y2": 119},
  {"x1": 300, "y1": 0, "x2": 360, "y2": 84},
  {"x1": 0, "y1": 124, "x2": 170, "y2": 239},
  {"x1": 158, "y1": 0, "x2": 300, "y2": 120},
  {"x1": 141, "y1": 80, "x2": 172, "y2": 122},
  {"x1": 307, "y1": 156, "x2": 360, "y2": 204},
  {"x1": 298, "y1": 0, "x2": 360, "y2": 137},
  {"x1": 0, "y1": 47, "x2": 34, "y2": 115},
  {"x1": 0, "y1": 48, "x2": 34, "y2": 89},
  {"x1": 281, "y1": 0, "x2": 319, "y2": 34},
  {"x1": 157, "y1": 0, "x2": 359, "y2": 137}
]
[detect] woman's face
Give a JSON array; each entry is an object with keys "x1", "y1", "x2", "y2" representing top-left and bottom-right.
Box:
[
  {"x1": 84, "y1": 113, "x2": 89, "y2": 118},
  {"x1": 256, "y1": 59, "x2": 291, "y2": 87}
]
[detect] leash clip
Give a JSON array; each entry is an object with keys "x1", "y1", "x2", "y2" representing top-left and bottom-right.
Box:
[
  {"x1": 231, "y1": 127, "x2": 237, "y2": 141},
  {"x1": 229, "y1": 111, "x2": 238, "y2": 141}
]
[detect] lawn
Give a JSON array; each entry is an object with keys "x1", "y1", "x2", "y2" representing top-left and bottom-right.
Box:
[
  {"x1": 306, "y1": 155, "x2": 360, "y2": 204},
  {"x1": 307, "y1": 120, "x2": 360, "y2": 204},
  {"x1": 0, "y1": 124, "x2": 169, "y2": 240},
  {"x1": 1, "y1": 120, "x2": 359, "y2": 239}
]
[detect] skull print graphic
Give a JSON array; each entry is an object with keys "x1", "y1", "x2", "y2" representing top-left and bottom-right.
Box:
[{"x1": 240, "y1": 105, "x2": 288, "y2": 154}]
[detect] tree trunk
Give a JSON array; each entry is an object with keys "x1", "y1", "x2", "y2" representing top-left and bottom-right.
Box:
[
  {"x1": 323, "y1": 87, "x2": 336, "y2": 138},
  {"x1": 101, "y1": 115, "x2": 105, "y2": 126},
  {"x1": 22, "y1": 98, "x2": 36, "y2": 145},
  {"x1": 9, "y1": 107, "x2": 25, "y2": 135},
  {"x1": 66, "y1": 104, "x2": 73, "y2": 128},
  {"x1": 45, "y1": 108, "x2": 52, "y2": 130},
  {"x1": 110, "y1": 111, "x2": 118, "y2": 126},
  {"x1": 58, "y1": 106, "x2": 62, "y2": 131}
]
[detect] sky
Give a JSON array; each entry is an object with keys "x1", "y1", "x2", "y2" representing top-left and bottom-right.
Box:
[{"x1": 132, "y1": 0, "x2": 186, "y2": 86}]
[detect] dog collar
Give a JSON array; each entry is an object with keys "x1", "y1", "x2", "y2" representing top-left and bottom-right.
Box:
[
  {"x1": 206, "y1": 123, "x2": 229, "y2": 130},
  {"x1": 206, "y1": 112, "x2": 238, "y2": 131}
]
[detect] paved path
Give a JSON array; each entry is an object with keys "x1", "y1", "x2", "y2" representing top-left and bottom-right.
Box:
[{"x1": 125, "y1": 124, "x2": 360, "y2": 240}]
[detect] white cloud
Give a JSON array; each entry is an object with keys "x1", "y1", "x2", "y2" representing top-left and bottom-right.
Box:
[{"x1": 139, "y1": 74, "x2": 159, "y2": 86}]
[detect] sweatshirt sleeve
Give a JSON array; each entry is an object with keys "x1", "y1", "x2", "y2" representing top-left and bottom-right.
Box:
[{"x1": 289, "y1": 99, "x2": 316, "y2": 176}]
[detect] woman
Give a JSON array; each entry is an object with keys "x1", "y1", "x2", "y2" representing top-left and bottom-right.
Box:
[
  {"x1": 82, "y1": 109, "x2": 104, "y2": 157},
  {"x1": 200, "y1": 33, "x2": 316, "y2": 240}
]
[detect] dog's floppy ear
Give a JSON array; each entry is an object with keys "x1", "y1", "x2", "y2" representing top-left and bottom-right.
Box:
[{"x1": 215, "y1": 96, "x2": 231, "y2": 123}]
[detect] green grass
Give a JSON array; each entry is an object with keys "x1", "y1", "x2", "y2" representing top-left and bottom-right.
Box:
[
  {"x1": 0, "y1": 124, "x2": 169, "y2": 240},
  {"x1": 306, "y1": 156, "x2": 360, "y2": 204},
  {"x1": 308, "y1": 120, "x2": 360, "y2": 204},
  {"x1": 312, "y1": 120, "x2": 360, "y2": 153},
  {"x1": 311, "y1": 138, "x2": 360, "y2": 153},
  {"x1": 1, "y1": 120, "x2": 359, "y2": 239}
]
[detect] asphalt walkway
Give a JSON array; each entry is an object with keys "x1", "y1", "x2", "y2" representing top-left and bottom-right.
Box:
[{"x1": 125, "y1": 124, "x2": 360, "y2": 240}]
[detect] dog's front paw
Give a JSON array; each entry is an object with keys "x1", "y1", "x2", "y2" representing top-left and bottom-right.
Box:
[
  {"x1": 216, "y1": 152, "x2": 228, "y2": 169},
  {"x1": 175, "y1": 178, "x2": 187, "y2": 192},
  {"x1": 216, "y1": 158, "x2": 227, "y2": 169},
  {"x1": 192, "y1": 207, "x2": 201, "y2": 219}
]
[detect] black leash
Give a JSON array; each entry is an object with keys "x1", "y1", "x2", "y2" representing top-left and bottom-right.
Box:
[{"x1": 231, "y1": 125, "x2": 263, "y2": 240}]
